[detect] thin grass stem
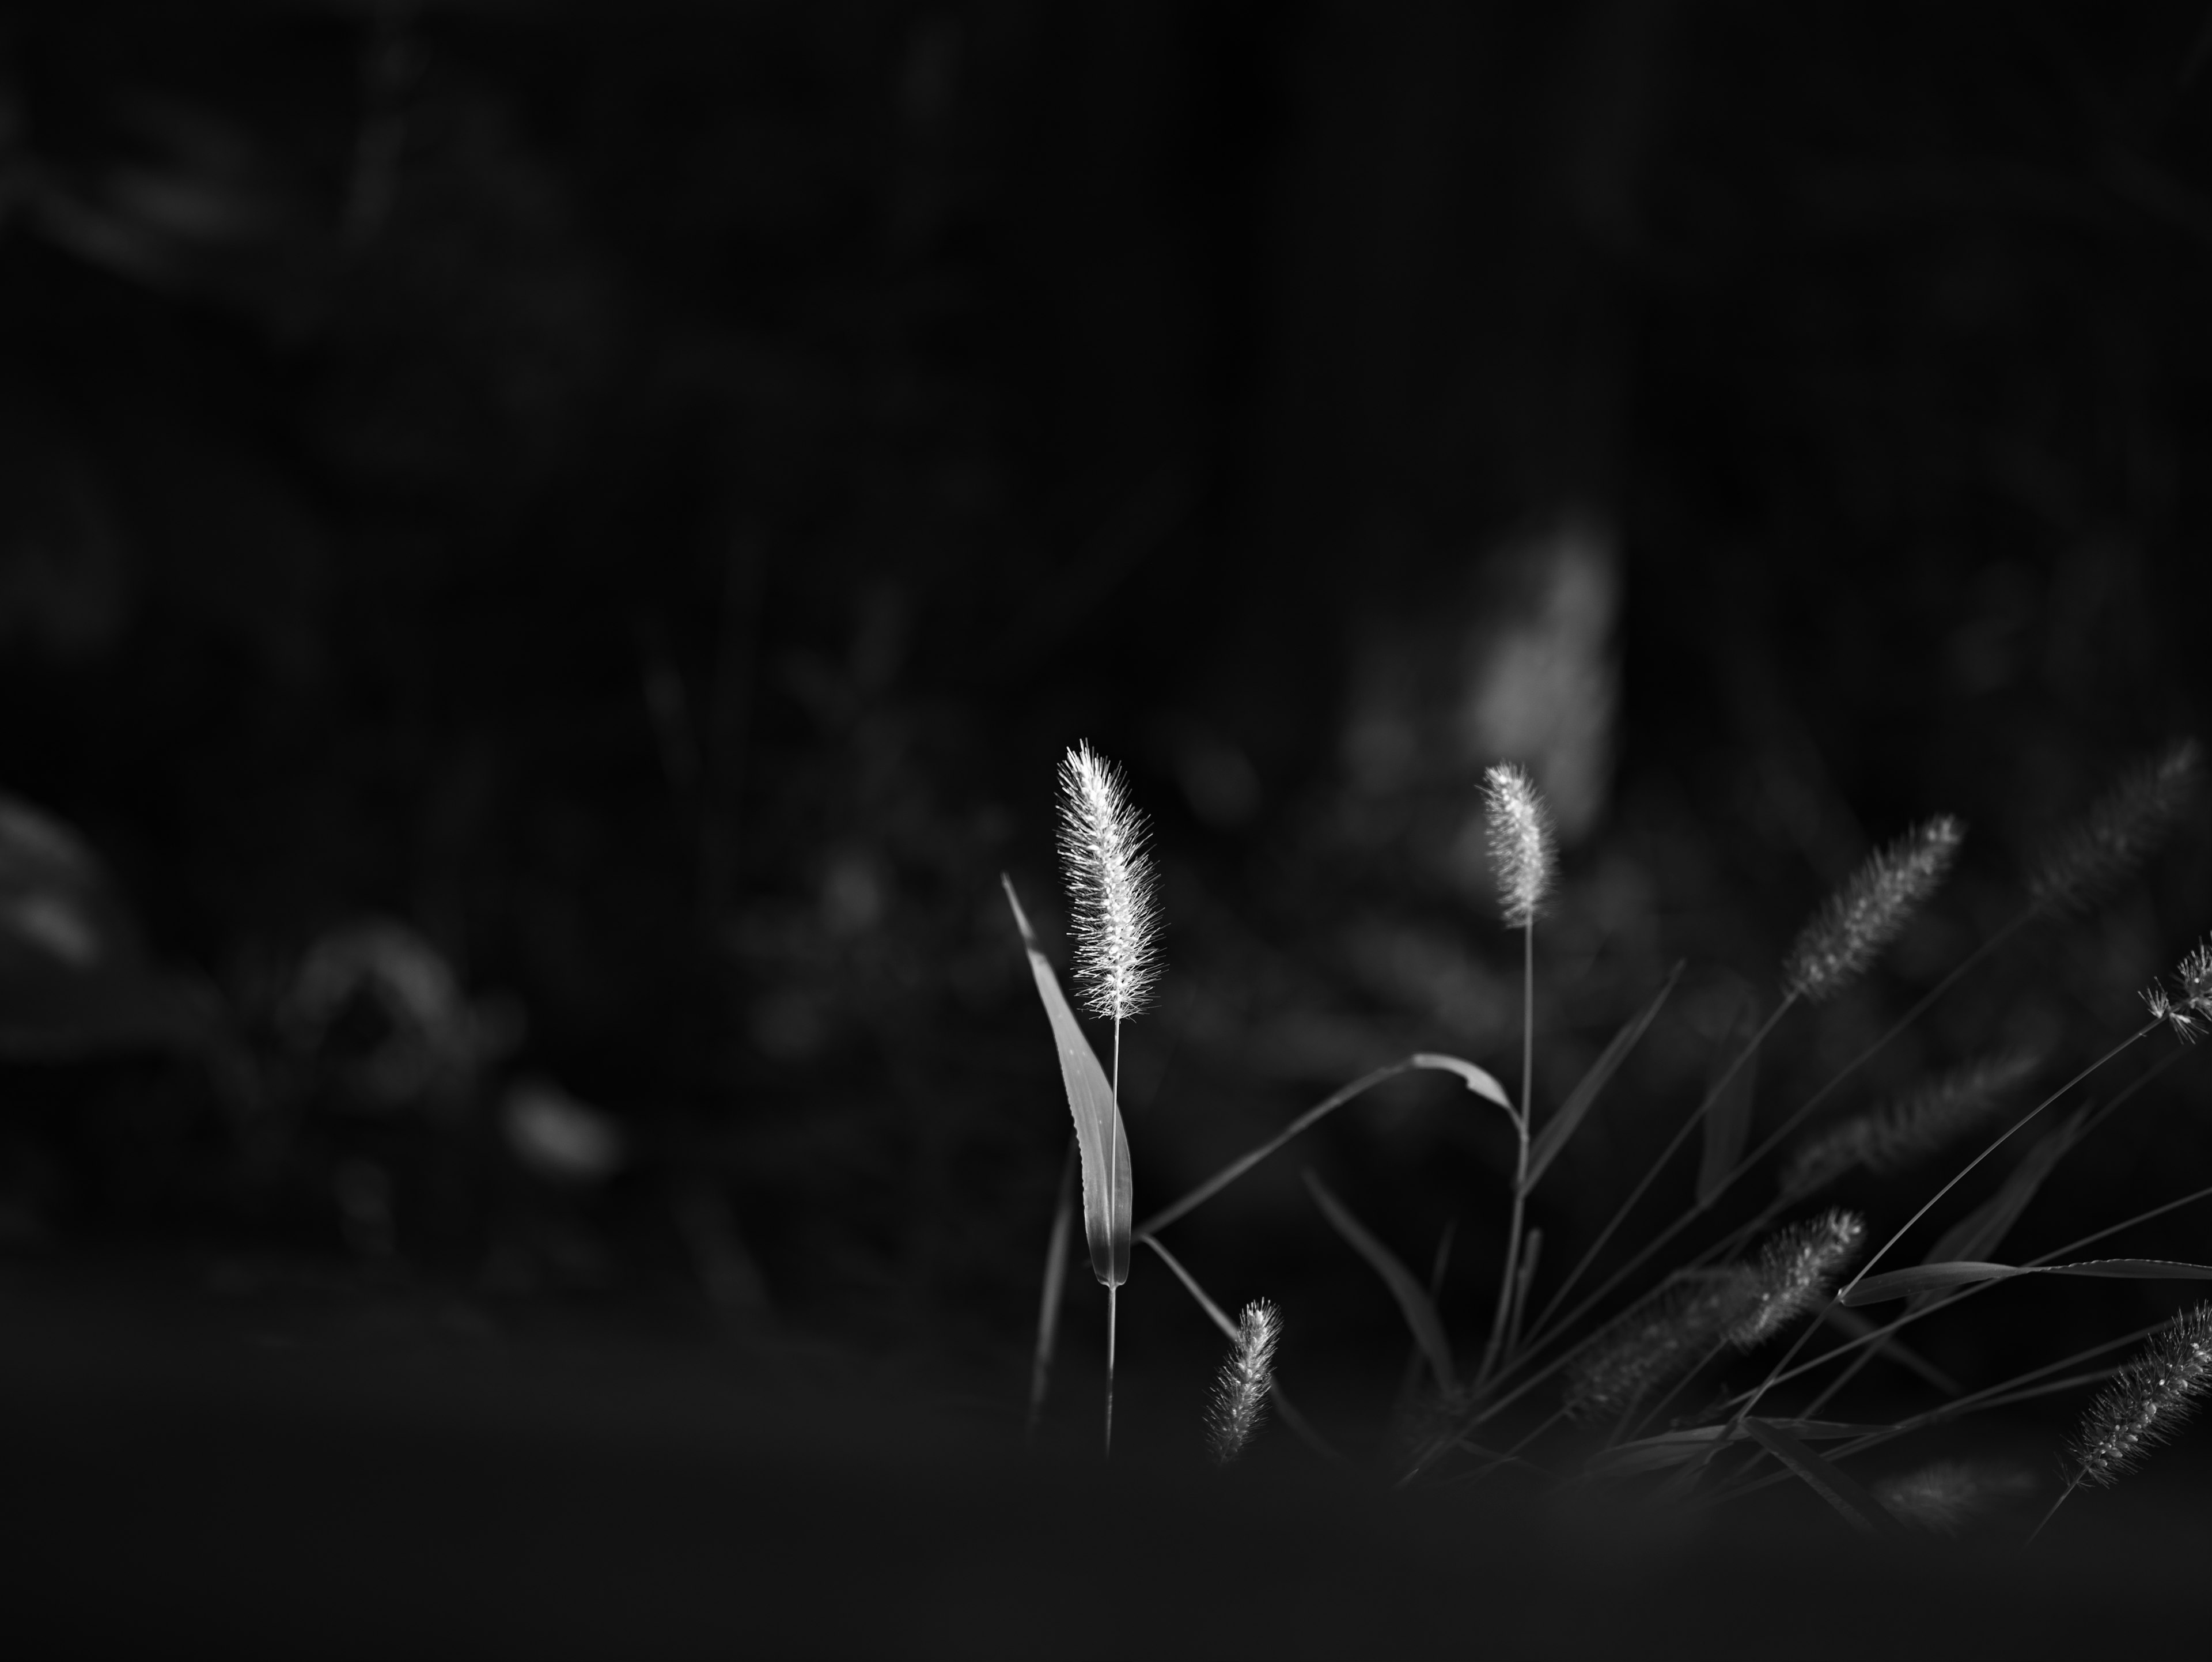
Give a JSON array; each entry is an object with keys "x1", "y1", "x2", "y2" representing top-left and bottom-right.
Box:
[
  {"x1": 1480, "y1": 924, "x2": 1537, "y2": 1385},
  {"x1": 1516, "y1": 918, "x2": 2025, "y2": 1368},
  {"x1": 1026, "y1": 1135, "x2": 1078, "y2": 1440},
  {"x1": 1718, "y1": 1021, "x2": 2156, "y2": 1453},
  {"x1": 1522, "y1": 997, "x2": 1797, "y2": 1353}
]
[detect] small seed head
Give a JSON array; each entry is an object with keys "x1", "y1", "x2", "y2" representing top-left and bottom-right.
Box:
[
  {"x1": 1726, "y1": 1209, "x2": 1865, "y2": 1348},
  {"x1": 1207, "y1": 1299, "x2": 1283, "y2": 1465},
  {"x1": 1482, "y1": 762, "x2": 1556, "y2": 929},
  {"x1": 1781, "y1": 817, "x2": 1964, "y2": 1004},
  {"x1": 2068, "y1": 1304, "x2": 2212, "y2": 1489}
]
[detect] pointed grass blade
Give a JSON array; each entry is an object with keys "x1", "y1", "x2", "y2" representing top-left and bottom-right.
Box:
[
  {"x1": 1408, "y1": 1053, "x2": 1513, "y2": 1114},
  {"x1": 1696, "y1": 983, "x2": 1760, "y2": 1210},
  {"x1": 1742, "y1": 1417, "x2": 1903, "y2": 1539},
  {"x1": 1003, "y1": 875, "x2": 1131, "y2": 1287},
  {"x1": 2041, "y1": 1256, "x2": 2212, "y2": 1282},
  {"x1": 1135, "y1": 1053, "x2": 1510, "y2": 1241},
  {"x1": 1841, "y1": 1261, "x2": 2027, "y2": 1305},
  {"x1": 1304, "y1": 1168, "x2": 1456, "y2": 1392},
  {"x1": 1524, "y1": 962, "x2": 1684, "y2": 1195},
  {"x1": 1846, "y1": 1255, "x2": 2212, "y2": 1307}
]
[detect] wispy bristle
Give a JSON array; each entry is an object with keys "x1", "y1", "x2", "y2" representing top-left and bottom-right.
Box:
[
  {"x1": 2142, "y1": 940, "x2": 2212, "y2": 1045},
  {"x1": 1056, "y1": 742, "x2": 1164, "y2": 1025},
  {"x1": 1725, "y1": 1209, "x2": 1865, "y2": 1347},
  {"x1": 2028, "y1": 740, "x2": 2201, "y2": 916},
  {"x1": 1874, "y1": 1460, "x2": 2037, "y2": 1535},
  {"x1": 1779, "y1": 1049, "x2": 2042, "y2": 1198},
  {"x1": 1483, "y1": 762, "x2": 1556, "y2": 929},
  {"x1": 1207, "y1": 1299, "x2": 1283, "y2": 1465},
  {"x1": 1562, "y1": 1267, "x2": 1761, "y2": 1422},
  {"x1": 1782, "y1": 817, "x2": 1964, "y2": 1004},
  {"x1": 2067, "y1": 1304, "x2": 2212, "y2": 1488}
]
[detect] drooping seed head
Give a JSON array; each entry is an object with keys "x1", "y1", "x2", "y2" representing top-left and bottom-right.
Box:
[
  {"x1": 1781, "y1": 818, "x2": 1964, "y2": 1004},
  {"x1": 2028, "y1": 740, "x2": 2201, "y2": 917},
  {"x1": 1778, "y1": 1048, "x2": 2042, "y2": 1199},
  {"x1": 2068, "y1": 1304, "x2": 2212, "y2": 1488},
  {"x1": 1725, "y1": 1209, "x2": 1865, "y2": 1348},
  {"x1": 1483, "y1": 762, "x2": 1556, "y2": 929},
  {"x1": 1056, "y1": 741, "x2": 1164, "y2": 1024},
  {"x1": 1207, "y1": 1299, "x2": 1283, "y2": 1465}
]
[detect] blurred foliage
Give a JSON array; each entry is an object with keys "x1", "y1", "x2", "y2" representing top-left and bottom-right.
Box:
[{"x1": 0, "y1": 0, "x2": 2207, "y2": 1418}]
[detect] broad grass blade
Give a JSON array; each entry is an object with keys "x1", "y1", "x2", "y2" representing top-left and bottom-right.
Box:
[
  {"x1": 1135, "y1": 1053, "x2": 1509, "y2": 1241},
  {"x1": 1304, "y1": 1168, "x2": 1456, "y2": 1392},
  {"x1": 1696, "y1": 982, "x2": 1759, "y2": 1209},
  {"x1": 1819, "y1": 1303, "x2": 1960, "y2": 1394},
  {"x1": 1003, "y1": 876, "x2": 1131, "y2": 1287},
  {"x1": 1846, "y1": 1255, "x2": 2212, "y2": 1307},
  {"x1": 1842, "y1": 1261, "x2": 2026, "y2": 1305},
  {"x1": 1524, "y1": 963, "x2": 1683, "y2": 1195},
  {"x1": 1914, "y1": 1108, "x2": 2084, "y2": 1304},
  {"x1": 1742, "y1": 1417, "x2": 1902, "y2": 1539}
]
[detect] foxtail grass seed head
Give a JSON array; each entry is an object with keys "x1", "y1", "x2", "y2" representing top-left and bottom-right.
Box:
[
  {"x1": 1483, "y1": 762, "x2": 1556, "y2": 928},
  {"x1": 2028, "y1": 740, "x2": 2202, "y2": 915},
  {"x1": 1725, "y1": 1210, "x2": 1865, "y2": 1348},
  {"x1": 1781, "y1": 817, "x2": 1964, "y2": 1003},
  {"x1": 1874, "y1": 1460, "x2": 2036, "y2": 1535},
  {"x1": 2067, "y1": 1304, "x2": 2212, "y2": 1489},
  {"x1": 2143, "y1": 940, "x2": 2212, "y2": 1044},
  {"x1": 1778, "y1": 1048, "x2": 2042, "y2": 1198},
  {"x1": 1562, "y1": 1267, "x2": 1762, "y2": 1422},
  {"x1": 1207, "y1": 1299, "x2": 1282, "y2": 1465},
  {"x1": 1056, "y1": 741, "x2": 1163, "y2": 1025}
]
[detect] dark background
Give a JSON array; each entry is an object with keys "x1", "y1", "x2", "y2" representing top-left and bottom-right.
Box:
[{"x1": 5, "y1": 0, "x2": 2212, "y2": 1538}]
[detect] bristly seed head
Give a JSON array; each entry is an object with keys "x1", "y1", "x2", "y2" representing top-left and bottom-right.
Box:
[
  {"x1": 1483, "y1": 762, "x2": 1556, "y2": 929},
  {"x1": 2143, "y1": 940, "x2": 2212, "y2": 1044},
  {"x1": 2067, "y1": 1304, "x2": 2212, "y2": 1489},
  {"x1": 1725, "y1": 1209, "x2": 1865, "y2": 1348},
  {"x1": 1778, "y1": 1048, "x2": 2042, "y2": 1199},
  {"x1": 1781, "y1": 817, "x2": 1964, "y2": 1004},
  {"x1": 2028, "y1": 739, "x2": 2202, "y2": 916},
  {"x1": 1207, "y1": 1299, "x2": 1283, "y2": 1465},
  {"x1": 1056, "y1": 741, "x2": 1164, "y2": 1025}
]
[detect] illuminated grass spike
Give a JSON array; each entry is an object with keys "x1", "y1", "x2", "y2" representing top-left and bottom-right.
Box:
[
  {"x1": 1782, "y1": 817, "x2": 1964, "y2": 1003},
  {"x1": 2069, "y1": 1304, "x2": 2212, "y2": 1488},
  {"x1": 1207, "y1": 1299, "x2": 1282, "y2": 1465},
  {"x1": 1483, "y1": 762, "x2": 1556, "y2": 928},
  {"x1": 1057, "y1": 742, "x2": 1162, "y2": 1024},
  {"x1": 1725, "y1": 1209, "x2": 1865, "y2": 1347},
  {"x1": 2143, "y1": 940, "x2": 2212, "y2": 1044}
]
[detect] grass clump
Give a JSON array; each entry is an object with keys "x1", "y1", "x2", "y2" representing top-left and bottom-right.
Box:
[{"x1": 1009, "y1": 738, "x2": 2212, "y2": 1543}]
